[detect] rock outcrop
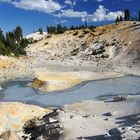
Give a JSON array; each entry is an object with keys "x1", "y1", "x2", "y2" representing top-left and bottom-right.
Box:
[
  {"x1": 0, "y1": 102, "x2": 50, "y2": 136},
  {"x1": 113, "y1": 95, "x2": 128, "y2": 102},
  {"x1": 31, "y1": 78, "x2": 46, "y2": 89},
  {"x1": 23, "y1": 110, "x2": 63, "y2": 140},
  {"x1": 0, "y1": 103, "x2": 63, "y2": 140}
]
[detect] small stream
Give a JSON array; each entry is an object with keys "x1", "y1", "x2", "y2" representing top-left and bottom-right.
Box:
[{"x1": 0, "y1": 75, "x2": 140, "y2": 107}]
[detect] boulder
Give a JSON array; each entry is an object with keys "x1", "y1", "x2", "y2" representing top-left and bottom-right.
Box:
[
  {"x1": 104, "y1": 132, "x2": 111, "y2": 138},
  {"x1": 107, "y1": 128, "x2": 122, "y2": 139},
  {"x1": 31, "y1": 78, "x2": 46, "y2": 89},
  {"x1": 113, "y1": 95, "x2": 128, "y2": 102},
  {"x1": 103, "y1": 111, "x2": 116, "y2": 116}
]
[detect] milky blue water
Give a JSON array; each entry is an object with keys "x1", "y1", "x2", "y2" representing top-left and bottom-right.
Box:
[{"x1": 0, "y1": 75, "x2": 140, "y2": 107}]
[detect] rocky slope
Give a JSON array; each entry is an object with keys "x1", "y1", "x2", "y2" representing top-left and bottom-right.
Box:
[
  {"x1": 0, "y1": 21, "x2": 139, "y2": 82},
  {"x1": 26, "y1": 21, "x2": 140, "y2": 70}
]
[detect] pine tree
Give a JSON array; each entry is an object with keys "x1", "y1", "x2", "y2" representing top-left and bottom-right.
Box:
[
  {"x1": 85, "y1": 20, "x2": 87, "y2": 28},
  {"x1": 57, "y1": 24, "x2": 64, "y2": 34},
  {"x1": 6, "y1": 32, "x2": 17, "y2": 53},
  {"x1": 124, "y1": 9, "x2": 130, "y2": 21},
  {"x1": 120, "y1": 16, "x2": 123, "y2": 22},
  {"x1": 39, "y1": 27, "x2": 43, "y2": 34},
  {"x1": 0, "y1": 29, "x2": 5, "y2": 43},
  {"x1": 0, "y1": 40, "x2": 9, "y2": 55},
  {"x1": 138, "y1": 10, "x2": 140, "y2": 21},
  {"x1": 131, "y1": 17, "x2": 134, "y2": 21},
  {"x1": 135, "y1": 17, "x2": 138, "y2": 21},
  {"x1": 47, "y1": 26, "x2": 56, "y2": 34},
  {"x1": 14, "y1": 26, "x2": 23, "y2": 43},
  {"x1": 70, "y1": 26, "x2": 75, "y2": 30},
  {"x1": 47, "y1": 26, "x2": 50, "y2": 34},
  {"x1": 115, "y1": 16, "x2": 120, "y2": 23}
]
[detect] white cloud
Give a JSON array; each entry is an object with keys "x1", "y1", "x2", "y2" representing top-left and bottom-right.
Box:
[
  {"x1": 55, "y1": 5, "x2": 123, "y2": 23},
  {"x1": 64, "y1": 0, "x2": 77, "y2": 8},
  {"x1": 1, "y1": 0, "x2": 62, "y2": 13},
  {"x1": 55, "y1": 20, "x2": 68, "y2": 24},
  {"x1": 88, "y1": 5, "x2": 123, "y2": 22},
  {"x1": 56, "y1": 9, "x2": 88, "y2": 19},
  {"x1": 65, "y1": 0, "x2": 73, "y2": 6},
  {"x1": 61, "y1": 20, "x2": 68, "y2": 23},
  {"x1": 0, "y1": 0, "x2": 12, "y2": 2},
  {"x1": 0, "y1": 1, "x2": 123, "y2": 23},
  {"x1": 106, "y1": 11, "x2": 124, "y2": 21}
]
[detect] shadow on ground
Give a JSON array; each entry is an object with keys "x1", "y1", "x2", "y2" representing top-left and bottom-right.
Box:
[
  {"x1": 115, "y1": 113, "x2": 140, "y2": 127},
  {"x1": 77, "y1": 128, "x2": 122, "y2": 140}
]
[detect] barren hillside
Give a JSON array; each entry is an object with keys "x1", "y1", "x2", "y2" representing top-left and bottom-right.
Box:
[
  {"x1": 0, "y1": 21, "x2": 139, "y2": 82},
  {"x1": 26, "y1": 21, "x2": 140, "y2": 71}
]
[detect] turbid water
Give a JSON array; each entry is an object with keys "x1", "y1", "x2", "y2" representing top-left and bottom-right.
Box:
[{"x1": 0, "y1": 75, "x2": 140, "y2": 107}]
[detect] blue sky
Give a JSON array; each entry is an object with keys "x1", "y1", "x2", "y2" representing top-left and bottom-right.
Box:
[{"x1": 0, "y1": 0, "x2": 139, "y2": 35}]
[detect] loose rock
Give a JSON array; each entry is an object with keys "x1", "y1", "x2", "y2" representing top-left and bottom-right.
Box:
[
  {"x1": 103, "y1": 112, "x2": 116, "y2": 116},
  {"x1": 113, "y1": 95, "x2": 128, "y2": 102}
]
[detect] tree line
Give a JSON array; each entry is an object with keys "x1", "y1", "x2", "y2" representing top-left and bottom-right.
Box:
[
  {"x1": 40, "y1": 9, "x2": 140, "y2": 35},
  {"x1": 0, "y1": 26, "x2": 30, "y2": 56},
  {"x1": 115, "y1": 9, "x2": 140, "y2": 23},
  {"x1": 38, "y1": 24, "x2": 96, "y2": 35}
]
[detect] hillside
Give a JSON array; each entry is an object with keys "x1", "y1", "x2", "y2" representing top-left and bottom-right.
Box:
[
  {"x1": 26, "y1": 21, "x2": 140, "y2": 72},
  {"x1": 0, "y1": 21, "x2": 139, "y2": 83}
]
